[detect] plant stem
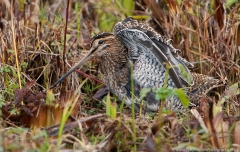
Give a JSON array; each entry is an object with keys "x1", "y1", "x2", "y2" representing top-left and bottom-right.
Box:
[
  {"x1": 10, "y1": 3, "x2": 21, "y2": 89},
  {"x1": 130, "y1": 61, "x2": 137, "y2": 152}
]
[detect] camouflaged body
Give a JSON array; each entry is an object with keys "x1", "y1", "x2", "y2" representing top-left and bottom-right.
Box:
[
  {"x1": 51, "y1": 17, "x2": 226, "y2": 112},
  {"x1": 111, "y1": 18, "x2": 225, "y2": 111},
  {"x1": 75, "y1": 18, "x2": 225, "y2": 112}
]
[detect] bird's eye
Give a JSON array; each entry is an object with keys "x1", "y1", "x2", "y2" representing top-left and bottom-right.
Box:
[{"x1": 98, "y1": 40, "x2": 103, "y2": 44}]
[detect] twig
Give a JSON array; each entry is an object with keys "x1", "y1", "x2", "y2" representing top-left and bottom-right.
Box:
[
  {"x1": 62, "y1": 0, "x2": 70, "y2": 87},
  {"x1": 46, "y1": 114, "x2": 106, "y2": 136}
]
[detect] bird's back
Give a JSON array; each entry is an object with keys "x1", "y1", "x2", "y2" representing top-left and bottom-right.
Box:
[{"x1": 111, "y1": 18, "x2": 226, "y2": 112}]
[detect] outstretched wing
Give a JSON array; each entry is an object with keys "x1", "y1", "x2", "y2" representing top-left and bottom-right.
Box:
[{"x1": 114, "y1": 18, "x2": 194, "y2": 88}]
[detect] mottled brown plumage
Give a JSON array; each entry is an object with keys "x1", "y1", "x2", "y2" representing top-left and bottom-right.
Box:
[
  {"x1": 51, "y1": 18, "x2": 226, "y2": 112},
  {"x1": 91, "y1": 34, "x2": 130, "y2": 97},
  {"x1": 189, "y1": 72, "x2": 226, "y2": 106}
]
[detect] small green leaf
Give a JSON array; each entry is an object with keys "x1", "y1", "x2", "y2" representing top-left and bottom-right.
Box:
[
  {"x1": 174, "y1": 89, "x2": 189, "y2": 108},
  {"x1": 0, "y1": 66, "x2": 10, "y2": 73},
  {"x1": 210, "y1": 0, "x2": 214, "y2": 14},
  {"x1": 66, "y1": 34, "x2": 71, "y2": 43},
  {"x1": 179, "y1": 64, "x2": 192, "y2": 85},
  {"x1": 21, "y1": 62, "x2": 28, "y2": 69},
  {"x1": 0, "y1": 94, "x2": 4, "y2": 107},
  {"x1": 226, "y1": 0, "x2": 237, "y2": 7},
  {"x1": 176, "y1": 0, "x2": 182, "y2": 5},
  {"x1": 106, "y1": 92, "x2": 116, "y2": 118},
  {"x1": 110, "y1": 101, "x2": 116, "y2": 119},
  {"x1": 10, "y1": 108, "x2": 18, "y2": 115},
  {"x1": 153, "y1": 88, "x2": 174, "y2": 101},
  {"x1": 106, "y1": 92, "x2": 111, "y2": 117},
  {"x1": 220, "y1": 82, "x2": 240, "y2": 104},
  {"x1": 10, "y1": 67, "x2": 17, "y2": 78},
  {"x1": 139, "y1": 88, "x2": 151, "y2": 101}
]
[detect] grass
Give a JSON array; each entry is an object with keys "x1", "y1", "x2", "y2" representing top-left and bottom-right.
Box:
[{"x1": 0, "y1": 0, "x2": 239, "y2": 151}]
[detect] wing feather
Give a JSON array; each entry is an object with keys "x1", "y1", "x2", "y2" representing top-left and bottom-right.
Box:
[
  {"x1": 116, "y1": 28, "x2": 183, "y2": 88},
  {"x1": 114, "y1": 17, "x2": 194, "y2": 87}
]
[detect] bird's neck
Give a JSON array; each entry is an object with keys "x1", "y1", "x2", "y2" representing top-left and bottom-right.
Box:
[{"x1": 98, "y1": 45, "x2": 130, "y2": 88}]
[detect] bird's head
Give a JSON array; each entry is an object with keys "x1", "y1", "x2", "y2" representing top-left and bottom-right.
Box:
[
  {"x1": 90, "y1": 33, "x2": 114, "y2": 58},
  {"x1": 50, "y1": 33, "x2": 121, "y2": 88}
]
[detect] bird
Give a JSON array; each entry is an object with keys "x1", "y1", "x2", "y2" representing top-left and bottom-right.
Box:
[{"x1": 50, "y1": 17, "x2": 226, "y2": 112}]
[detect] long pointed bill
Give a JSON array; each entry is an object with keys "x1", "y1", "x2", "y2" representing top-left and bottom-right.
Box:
[{"x1": 50, "y1": 49, "x2": 95, "y2": 89}]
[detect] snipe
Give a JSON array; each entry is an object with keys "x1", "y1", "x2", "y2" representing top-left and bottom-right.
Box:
[{"x1": 51, "y1": 17, "x2": 226, "y2": 112}]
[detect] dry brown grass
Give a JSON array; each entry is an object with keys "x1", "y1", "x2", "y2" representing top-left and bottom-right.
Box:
[{"x1": 0, "y1": 0, "x2": 239, "y2": 151}]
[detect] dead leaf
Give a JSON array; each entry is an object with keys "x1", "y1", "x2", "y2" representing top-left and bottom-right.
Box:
[
  {"x1": 202, "y1": 98, "x2": 220, "y2": 148},
  {"x1": 25, "y1": 93, "x2": 45, "y2": 103},
  {"x1": 93, "y1": 87, "x2": 109, "y2": 99},
  {"x1": 14, "y1": 88, "x2": 27, "y2": 105},
  {"x1": 13, "y1": 80, "x2": 36, "y2": 105},
  {"x1": 233, "y1": 121, "x2": 240, "y2": 148},
  {"x1": 214, "y1": 0, "x2": 225, "y2": 30},
  {"x1": 191, "y1": 109, "x2": 208, "y2": 133},
  {"x1": 212, "y1": 112, "x2": 226, "y2": 147}
]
